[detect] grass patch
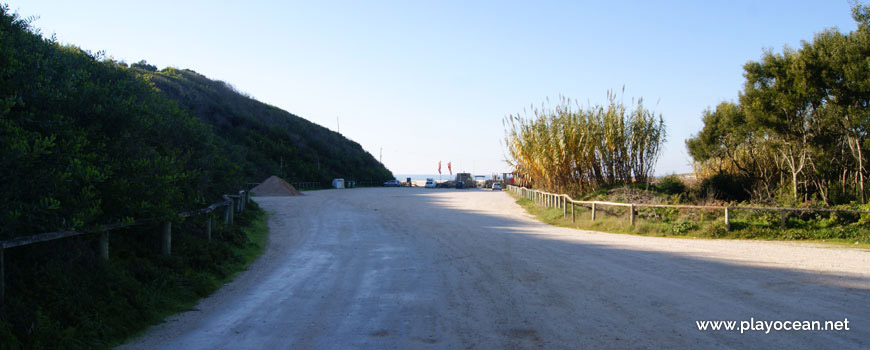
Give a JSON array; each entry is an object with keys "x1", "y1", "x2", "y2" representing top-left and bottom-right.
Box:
[
  {"x1": 223, "y1": 209, "x2": 269, "y2": 281},
  {"x1": 512, "y1": 194, "x2": 870, "y2": 247},
  {"x1": 0, "y1": 202, "x2": 269, "y2": 350}
]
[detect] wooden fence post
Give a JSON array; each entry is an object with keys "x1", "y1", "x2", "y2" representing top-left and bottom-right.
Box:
[
  {"x1": 780, "y1": 211, "x2": 787, "y2": 228},
  {"x1": 629, "y1": 204, "x2": 636, "y2": 226},
  {"x1": 161, "y1": 221, "x2": 172, "y2": 256},
  {"x1": 591, "y1": 203, "x2": 596, "y2": 221},
  {"x1": 206, "y1": 214, "x2": 212, "y2": 241},
  {"x1": 571, "y1": 202, "x2": 575, "y2": 223},
  {"x1": 99, "y1": 231, "x2": 109, "y2": 261},
  {"x1": 224, "y1": 203, "x2": 231, "y2": 225},
  {"x1": 229, "y1": 202, "x2": 234, "y2": 225},
  {"x1": 1, "y1": 248, "x2": 4, "y2": 303},
  {"x1": 725, "y1": 207, "x2": 731, "y2": 231},
  {"x1": 563, "y1": 196, "x2": 567, "y2": 217}
]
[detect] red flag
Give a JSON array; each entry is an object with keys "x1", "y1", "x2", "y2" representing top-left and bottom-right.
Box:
[
  {"x1": 448, "y1": 162, "x2": 452, "y2": 175},
  {"x1": 438, "y1": 161, "x2": 441, "y2": 174}
]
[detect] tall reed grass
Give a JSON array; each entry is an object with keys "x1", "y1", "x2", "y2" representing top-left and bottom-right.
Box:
[{"x1": 504, "y1": 91, "x2": 666, "y2": 195}]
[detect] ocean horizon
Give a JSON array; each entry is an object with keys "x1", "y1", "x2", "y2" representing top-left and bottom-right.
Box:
[{"x1": 393, "y1": 174, "x2": 496, "y2": 181}]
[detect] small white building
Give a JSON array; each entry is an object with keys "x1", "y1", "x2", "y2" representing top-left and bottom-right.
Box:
[{"x1": 332, "y1": 178, "x2": 345, "y2": 189}]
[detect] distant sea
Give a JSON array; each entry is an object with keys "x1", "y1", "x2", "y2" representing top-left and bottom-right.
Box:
[{"x1": 394, "y1": 174, "x2": 493, "y2": 181}]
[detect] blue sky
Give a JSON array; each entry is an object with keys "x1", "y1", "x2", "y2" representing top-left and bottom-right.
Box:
[{"x1": 9, "y1": 1, "x2": 860, "y2": 175}]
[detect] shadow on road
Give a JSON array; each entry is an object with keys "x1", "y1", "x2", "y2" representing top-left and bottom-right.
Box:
[{"x1": 358, "y1": 188, "x2": 869, "y2": 348}]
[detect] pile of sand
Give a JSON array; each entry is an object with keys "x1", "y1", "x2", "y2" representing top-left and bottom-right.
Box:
[{"x1": 250, "y1": 176, "x2": 303, "y2": 197}]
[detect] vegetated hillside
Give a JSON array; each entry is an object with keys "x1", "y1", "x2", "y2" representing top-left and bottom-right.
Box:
[
  {"x1": 1, "y1": 13, "x2": 232, "y2": 240},
  {"x1": 0, "y1": 4, "x2": 390, "y2": 349},
  {"x1": 137, "y1": 66, "x2": 392, "y2": 184},
  {"x1": 0, "y1": 12, "x2": 390, "y2": 241}
]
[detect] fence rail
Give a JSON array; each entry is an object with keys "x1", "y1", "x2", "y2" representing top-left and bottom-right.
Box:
[
  {"x1": 0, "y1": 188, "x2": 253, "y2": 303},
  {"x1": 291, "y1": 182, "x2": 322, "y2": 189},
  {"x1": 507, "y1": 185, "x2": 870, "y2": 230}
]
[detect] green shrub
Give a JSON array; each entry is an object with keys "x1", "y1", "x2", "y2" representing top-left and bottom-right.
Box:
[
  {"x1": 698, "y1": 173, "x2": 750, "y2": 202},
  {"x1": 656, "y1": 174, "x2": 687, "y2": 195},
  {"x1": 669, "y1": 221, "x2": 696, "y2": 235}
]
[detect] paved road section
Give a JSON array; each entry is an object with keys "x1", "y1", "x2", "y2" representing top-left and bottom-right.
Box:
[{"x1": 121, "y1": 188, "x2": 870, "y2": 349}]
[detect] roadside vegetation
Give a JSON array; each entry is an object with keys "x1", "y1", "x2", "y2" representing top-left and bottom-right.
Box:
[
  {"x1": 0, "y1": 204, "x2": 268, "y2": 349},
  {"x1": 504, "y1": 91, "x2": 666, "y2": 194},
  {"x1": 510, "y1": 185, "x2": 869, "y2": 245},
  {"x1": 504, "y1": 5, "x2": 870, "y2": 242},
  {"x1": 0, "y1": 4, "x2": 387, "y2": 348},
  {"x1": 687, "y1": 4, "x2": 870, "y2": 206}
]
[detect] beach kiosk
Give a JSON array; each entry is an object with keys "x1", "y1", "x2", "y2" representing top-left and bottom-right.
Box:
[{"x1": 332, "y1": 178, "x2": 345, "y2": 189}]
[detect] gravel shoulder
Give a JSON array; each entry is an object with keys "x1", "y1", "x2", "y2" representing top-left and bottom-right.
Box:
[{"x1": 120, "y1": 188, "x2": 870, "y2": 349}]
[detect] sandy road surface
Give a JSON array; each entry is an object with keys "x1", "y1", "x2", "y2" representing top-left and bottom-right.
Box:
[{"x1": 121, "y1": 188, "x2": 870, "y2": 349}]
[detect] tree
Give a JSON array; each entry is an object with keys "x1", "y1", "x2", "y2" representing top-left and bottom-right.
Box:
[
  {"x1": 741, "y1": 49, "x2": 818, "y2": 202},
  {"x1": 688, "y1": 3, "x2": 870, "y2": 205},
  {"x1": 131, "y1": 59, "x2": 157, "y2": 72}
]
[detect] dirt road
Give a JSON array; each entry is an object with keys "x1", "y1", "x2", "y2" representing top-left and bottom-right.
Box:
[{"x1": 121, "y1": 188, "x2": 869, "y2": 349}]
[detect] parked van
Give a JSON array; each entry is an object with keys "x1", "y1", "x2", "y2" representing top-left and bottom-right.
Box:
[{"x1": 425, "y1": 178, "x2": 436, "y2": 188}]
